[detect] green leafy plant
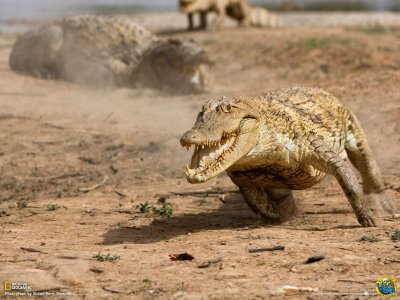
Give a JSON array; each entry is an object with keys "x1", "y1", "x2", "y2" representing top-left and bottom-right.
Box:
[
  {"x1": 93, "y1": 252, "x2": 120, "y2": 262},
  {"x1": 136, "y1": 202, "x2": 152, "y2": 213},
  {"x1": 359, "y1": 235, "x2": 382, "y2": 242},
  {"x1": 0, "y1": 210, "x2": 10, "y2": 217},
  {"x1": 47, "y1": 204, "x2": 61, "y2": 211},
  {"x1": 153, "y1": 198, "x2": 173, "y2": 218},
  {"x1": 391, "y1": 230, "x2": 400, "y2": 242}
]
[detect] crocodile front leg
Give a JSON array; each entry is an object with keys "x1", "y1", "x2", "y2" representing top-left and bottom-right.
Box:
[
  {"x1": 309, "y1": 138, "x2": 375, "y2": 227},
  {"x1": 345, "y1": 111, "x2": 396, "y2": 214}
]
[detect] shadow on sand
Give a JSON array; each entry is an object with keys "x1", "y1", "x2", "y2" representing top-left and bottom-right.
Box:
[
  {"x1": 101, "y1": 192, "x2": 362, "y2": 245},
  {"x1": 102, "y1": 193, "x2": 265, "y2": 245}
]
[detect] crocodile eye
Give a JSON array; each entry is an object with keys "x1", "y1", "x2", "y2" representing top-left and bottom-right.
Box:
[{"x1": 220, "y1": 103, "x2": 232, "y2": 113}]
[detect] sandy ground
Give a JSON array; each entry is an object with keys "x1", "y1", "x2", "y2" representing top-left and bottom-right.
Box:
[{"x1": 0, "y1": 12, "x2": 400, "y2": 300}]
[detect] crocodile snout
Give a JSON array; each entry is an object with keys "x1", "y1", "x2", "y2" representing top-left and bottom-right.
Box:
[{"x1": 180, "y1": 130, "x2": 206, "y2": 146}]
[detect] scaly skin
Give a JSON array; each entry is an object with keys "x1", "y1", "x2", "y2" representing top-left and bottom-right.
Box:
[
  {"x1": 179, "y1": 0, "x2": 279, "y2": 30},
  {"x1": 9, "y1": 15, "x2": 213, "y2": 94},
  {"x1": 180, "y1": 87, "x2": 395, "y2": 227}
]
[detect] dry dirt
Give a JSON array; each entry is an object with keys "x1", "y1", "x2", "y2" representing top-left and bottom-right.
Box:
[{"x1": 0, "y1": 13, "x2": 400, "y2": 300}]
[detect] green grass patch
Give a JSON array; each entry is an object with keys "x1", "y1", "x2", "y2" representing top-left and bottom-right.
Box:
[
  {"x1": 305, "y1": 37, "x2": 332, "y2": 49},
  {"x1": 93, "y1": 252, "x2": 120, "y2": 262},
  {"x1": 153, "y1": 198, "x2": 174, "y2": 218},
  {"x1": 136, "y1": 201, "x2": 151, "y2": 213},
  {"x1": 359, "y1": 235, "x2": 382, "y2": 242},
  {"x1": 391, "y1": 230, "x2": 400, "y2": 242},
  {"x1": 135, "y1": 198, "x2": 174, "y2": 218},
  {"x1": 0, "y1": 210, "x2": 10, "y2": 217},
  {"x1": 350, "y1": 24, "x2": 400, "y2": 35},
  {"x1": 309, "y1": 37, "x2": 360, "y2": 49},
  {"x1": 47, "y1": 204, "x2": 61, "y2": 211}
]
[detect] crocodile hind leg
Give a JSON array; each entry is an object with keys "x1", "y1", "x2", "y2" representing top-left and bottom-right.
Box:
[
  {"x1": 345, "y1": 112, "x2": 395, "y2": 214},
  {"x1": 310, "y1": 138, "x2": 375, "y2": 227},
  {"x1": 266, "y1": 189, "x2": 297, "y2": 220},
  {"x1": 239, "y1": 186, "x2": 296, "y2": 222}
]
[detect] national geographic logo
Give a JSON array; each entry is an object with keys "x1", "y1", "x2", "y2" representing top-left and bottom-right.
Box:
[
  {"x1": 3, "y1": 281, "x2": 31, "y2": 291},
  {"x1": 3, "y1": 280, "x2": 76, "y2": 297},
  {"x1": 4, "y1": 281, "x2": 12, "y2": 291}
]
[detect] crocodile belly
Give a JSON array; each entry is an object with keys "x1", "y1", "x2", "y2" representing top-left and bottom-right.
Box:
[{"x1": 228, "y1": 164, "x2": 326, "y2": 189}]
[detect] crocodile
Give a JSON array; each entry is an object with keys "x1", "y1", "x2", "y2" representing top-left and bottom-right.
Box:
[
  {"x1": 179, "y1": 0, "x2": 279, "y2": 30},
  {"x1": 9, "y1": 15, "x2": 213, "y2": 94},
  {"x1": 180, "y1": 87, "x2": 395, "y2": 227}
]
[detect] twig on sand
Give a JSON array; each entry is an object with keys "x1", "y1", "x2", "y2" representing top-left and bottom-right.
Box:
[
  {"x1": 32, "y1": 140, "x2": 59, "y2": 145},
  {"x1": 159, "y1": 189, "x2": 239, "y2": 198},
  {"x1": 46, "y1": 172, "x2": 85, "y2": 181},
  {"x1": 337, "y1": 279, "x2": 365, "y2": 284},
  {"x1": 102, "y1": 285, "x2": 125, "y2": 294},
  {"x1": 248, "y1": 246, "x2": 285, "y2": 253},
  {"x1": 79, "y1": 176, "x2": 109, "y2": 193},
  {"x1": 43, "y1": 122, "x2": 64, "y2": 130},
  {"x1": 102, "y1": 112, "x2": 113, "y2": 124},
  {"x1": 197, "y1": 256, "x2": 223, "y2": 268},
  {"x1": 56, "y1": 255, "x2": 80, "y2": 260},
  {"x1": 18, "y1": 172, "x2": 84, "y2": 181},
  {"x1": 114, "y1": 190, "x2": 127, "y2": 198},
  {"x1": 20, "y1": 247, "x2": 48, "y2": 254},
  {"x1": 304, "y1": 255, "x2": 325, "y2": 264}
]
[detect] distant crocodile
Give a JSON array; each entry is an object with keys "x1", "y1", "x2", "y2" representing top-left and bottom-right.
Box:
[
  {"x1": 179, "y1": 0, "x2": 279, "y2": 30},
  {"x1": 180, "y1": 87, "x2": 395, "y2": 227},
  {"x1": 9, "y1": 15, "x2": 213, "y2": 94}
]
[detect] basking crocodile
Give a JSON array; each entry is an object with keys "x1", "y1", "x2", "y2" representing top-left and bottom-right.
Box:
[
  {"x1": 9, "y1": 15, "x2": 213, "y2": 93},
  {"x1": 180, "y1": 87, "x2": 395, "y2": 227}
]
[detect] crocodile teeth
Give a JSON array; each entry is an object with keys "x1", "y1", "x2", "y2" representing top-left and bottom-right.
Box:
[{"x1": 185, "y1": 167, "x2": 196, "y2": 178}]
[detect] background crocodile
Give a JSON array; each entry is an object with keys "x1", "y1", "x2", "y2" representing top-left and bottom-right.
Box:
[
  {"x1": 179, "y1": 0, "x2": 279, "y2": 30},
  {"x1": 180, "y1": 87, "x2": 395, "y2": 227},
  {"x1": 9, "y1": 15, "x2": 213, "y2": 94}
]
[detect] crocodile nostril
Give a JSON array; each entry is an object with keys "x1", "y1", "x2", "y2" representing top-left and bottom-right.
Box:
[{"x1": 180, "y1": 130, "x2": 204, "y2": 146}]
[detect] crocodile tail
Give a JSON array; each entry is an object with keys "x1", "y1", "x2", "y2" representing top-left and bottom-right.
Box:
[{"x1": 249, "y1": 6, "x2": 281, "y2": 28}]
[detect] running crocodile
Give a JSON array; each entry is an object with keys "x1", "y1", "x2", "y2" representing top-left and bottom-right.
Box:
[{"x1": 180, "y1": 87, "x2": 395, "y2": 226}]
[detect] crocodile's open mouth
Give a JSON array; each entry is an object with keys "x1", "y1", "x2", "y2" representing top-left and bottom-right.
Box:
[
  {"x1": 181, "y1": 112, "x2": 260, "y2": 183},
  {"x1": 182, "y1": 132, "x2": 242, "y2": 183}
]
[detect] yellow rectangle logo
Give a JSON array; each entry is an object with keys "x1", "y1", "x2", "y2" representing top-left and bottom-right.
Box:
[{"x1": 4, "y1": 281, "x2": 12, "y2": 291}]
